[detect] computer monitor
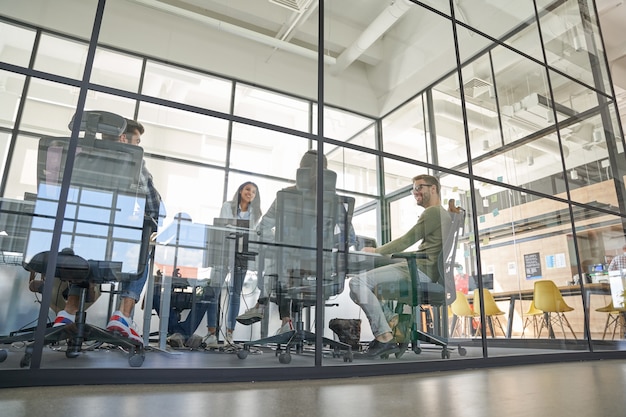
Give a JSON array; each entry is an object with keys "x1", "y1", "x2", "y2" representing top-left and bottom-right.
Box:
[{"x1": 468, "y1": 273, "x2": 494, "y2": 291}]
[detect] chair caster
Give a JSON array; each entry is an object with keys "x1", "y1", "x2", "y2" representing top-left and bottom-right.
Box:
[
  {"x1": 237, "y1": 349, "x2": 249, "y2": 360},
  {"x1": 20, "y1": 346, "x2": 33, "y2": 368},
  {"x1": 343, "y1": 352, "x2": 353, "y2": 362},
  {"x1": 412, "y1": 345, "x2": 422, "y2": 355},
  {"x1": 128, "y1": 352, "x2": 145, "y2": 367},
  {"x1": 278, "y1": 352, "x2": 291, "y2": 364},
  {"x1": 457, "y1": 345, "x2": 467, "y2": 356},
  {"x1": 66, "y1": 349, "x2": 80, "y2": 359},
  {"x1": 441, "y1": 348, "x2": 450, "y2": 359},
  {"x1": 0, "y1": 349, "x2": 7, "y2": 362}
]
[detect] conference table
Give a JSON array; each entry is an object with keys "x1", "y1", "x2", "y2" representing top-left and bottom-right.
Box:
[{"x1": 467, "y1": 282, "x2": 611, "y2": 338}]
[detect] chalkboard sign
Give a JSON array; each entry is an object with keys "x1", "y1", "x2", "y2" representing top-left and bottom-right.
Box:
[{"x1": 524, "y1": 252, "x2": 542, "y2": 280}]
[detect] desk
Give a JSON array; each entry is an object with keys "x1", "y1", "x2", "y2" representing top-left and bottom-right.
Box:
[
  {"x1": 467, "y1": 283, "x2": 610, "y2": 338},
  {"x1": 346, "y1": 251, "x2": 403, "y2": 274}
]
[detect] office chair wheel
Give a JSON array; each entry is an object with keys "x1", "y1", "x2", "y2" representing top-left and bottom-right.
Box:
[
  {"x1": 20, "y1": 346, "x2": 33, "y2": 368},
  {"x1": 343, "y1": 352, "x2": 353, "y2": 362},
  {"x1": 237, "y1": 349, "x2": 249, "y2": 359},
  {"x1": 278, "y1": 352, "x2": 291, "y2": 364},
  {"x1": 412, "y1": 345, "x2": 422, "y2": 355},
  {"x1": 441, "y1": 348, "x2": 450, "y2": 359},
  {"x1": 128, "y1": 352, "x2": 145, "y2": 367},
  {"x1": 0, "y1": 349, "x2": 7, "y2": 362},
  {"x1": 457, "y1": 345, "x2": 467, "y2": 356}
]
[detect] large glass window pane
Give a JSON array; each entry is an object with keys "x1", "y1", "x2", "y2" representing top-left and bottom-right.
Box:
[
  {"x1": 2, "y1": 134, "x2": 38, "y2": 200},
  {"x1": 0, "y1": 70, "x2": 26, "y2": 130},
  {"x1": 0, "y1": 21, "x2": 35, "y2": 68},
  {"x1": 138, "y1": 103, "x2": 230, "y2": 167},
  {"x1": 233, "y1": 85, "x2": 309, "y2": 132},
  {"x1": 143, "y1": 61, "x2": 232, "y2": 113},
  {"x1": 33, "y1": 34, "x2": 88, "y2": 80},
  {"x1": 90, "y1": 48, "x2": 143, "y2": 93},
  {"x1": 20, "y1": 78, "x2": 79, "y2": 137},
  {"x1": 326, "y1": 129, "x2": 379, "y2": 196},
  {"x1": 230, "y1": 123, "x2": 309, "y2": 180},
  {"x1": 381, "y1": 95, "x2": 429, "y2": 164}
]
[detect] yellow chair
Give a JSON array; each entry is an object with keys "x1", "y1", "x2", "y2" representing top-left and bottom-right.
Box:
[
  {"x1": 595, "y1": 301, "x2": 626, "y2": 340},
  {"x1": 521, "y1": 300, "x2": 543, "y2": 338},
  {"x1": 450, "y1": 291, "x2": 478, "y2": 337},
  {"x1": 533, "y1": 280, "x2": 576, "y2": 339},
  {"x1": 473, "y1": 288, "x2": 506, "y2": 337}
]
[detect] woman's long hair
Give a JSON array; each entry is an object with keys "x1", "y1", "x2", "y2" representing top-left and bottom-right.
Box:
[{"x1": 228, "y1": 181, "x2": 262, "y2": 220}]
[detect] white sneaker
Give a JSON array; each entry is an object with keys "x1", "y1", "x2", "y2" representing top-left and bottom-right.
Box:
[
  {"x1": 275, "y1": 320, "x2": 294, "y2": 335},
  {"x1": 225, "y1": 331, "x2": 234, "y2": 345},
  {"x1": 236, "y1": 304, "x2": 265, "y2": 325},
  {"x1": 106, "y1": 310, "x2": 143, "y2": 346},
  {"x1": 203, "y1": 333, "x2": 218, "y2": 347}
]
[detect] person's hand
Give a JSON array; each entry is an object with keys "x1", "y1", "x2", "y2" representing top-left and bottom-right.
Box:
[{"x1": 362, "y1": 247, "x2": 376, "y2": 253}]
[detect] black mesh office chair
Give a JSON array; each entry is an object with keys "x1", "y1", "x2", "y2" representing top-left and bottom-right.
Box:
[
  {"x1": 237, "y1": 168, "x2": 355, "y2": 363},
  {"x1": 378, "y1": 199, "x2": 467, "y2": 359},
  {"x1": 0, "y1": 111, "x2": 153, "y2": 367}
]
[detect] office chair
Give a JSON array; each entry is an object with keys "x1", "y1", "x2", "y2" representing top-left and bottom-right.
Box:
[
  {"x1": 0, "y1": 110, "x2": 153, "y2": 367},
  {"x1": 533, "y1": 280, "x2": 577, "y2": 339},
  {"x1": 237, "y1": 167, "x2": 355, "y2": 363},
  {"x1": 378, "y1": 199, "x2": 467, "y2": 359}
]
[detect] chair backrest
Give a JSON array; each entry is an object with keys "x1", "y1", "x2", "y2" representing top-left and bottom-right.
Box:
[
  {"x1": 473, "y1": 288, "x2": 504, "y2": 316},
  {"x1": 436, "y1": 199, "x2": 466, "y2": 305},
  {"x1": 23, "y1": 111, "x2": 149, "y2": 282},
  {"x1": 450, "y1": 291, "x2": 474, "y2": 317},
  {"x1": 273, "y1": 167, "x2": 352, "y2": 301},
  {"x1": 533, "y1": 280, "x2": 574, "y2": 313}
]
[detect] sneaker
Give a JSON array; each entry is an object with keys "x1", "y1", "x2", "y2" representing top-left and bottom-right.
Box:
[
  {"x1": 236, "y1": 304, "x2": 265, "y2": 325},
  {"x1": 167, "y1": 333, "x2": 185, "y2": 348},
  {"x1": 53, "y1": 310, "x2": 75, "y2": 327},
  {"x1": 274, "y1": 320, "x2": 294, "y2": 335},
  {"x1": 203, "y1": 333, "x2": 218, "y2": 348},
  {"x1": 185, "y1": 334, "x2": 203, "y2": 349},
  {"x1": 106, "y1": 311, "x2": 143, "y2": 346},
  {"x1": 225, "y1": 331, "x2": 234, "y2": 345},
  {"x1": 362, "y1": 339, "x2": 400, "y2": 358}
]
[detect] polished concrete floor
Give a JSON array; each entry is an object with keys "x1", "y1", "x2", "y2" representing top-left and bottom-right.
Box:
[{"x1": 1, "y1": 359, "x2": 625, "y2": 417}]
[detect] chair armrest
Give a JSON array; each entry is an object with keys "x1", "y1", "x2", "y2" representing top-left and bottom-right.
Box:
[
  {"x1": 391, "y1": 252, "x2": 429, "y2": 260},
  {"x1": 390, "y1": 252, "x2": 429, "y2": 306}
]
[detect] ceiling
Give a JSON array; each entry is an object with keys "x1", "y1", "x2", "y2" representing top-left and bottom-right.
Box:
[
  {"x1": 131, "y1": 0, "x2": 626, "y2": 130},
  {"x1": 123, "y1": 0, "x2": 626, "y2": 194}
]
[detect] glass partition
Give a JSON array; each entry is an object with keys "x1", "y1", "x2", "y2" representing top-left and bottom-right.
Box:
[{"x1": 0, "y1": 0, "x2": 625, "y2": 383}]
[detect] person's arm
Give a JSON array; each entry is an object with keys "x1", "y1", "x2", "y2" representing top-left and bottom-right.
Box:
[
  {"x1": 256, "y1": 197, "x2": 277, "y2": 240},
  {"x1": 374, "y1": 206, "x2": 440, "y2": 255},
  {"x1": 141, "y1": 163, "x2": 162, "y2": 223},
  {"x1": 220, "y1": 201, "x2": 234, "y2": 219}
]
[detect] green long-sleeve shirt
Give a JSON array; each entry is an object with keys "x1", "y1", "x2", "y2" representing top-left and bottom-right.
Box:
[{"x1": 375, "y1": 205, "x2": 451, "y2": 282}]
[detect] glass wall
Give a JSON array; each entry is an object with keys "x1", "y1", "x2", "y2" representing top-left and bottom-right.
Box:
[{"x1": 0, "y1": 0, "x2": 625, "y2": 385}]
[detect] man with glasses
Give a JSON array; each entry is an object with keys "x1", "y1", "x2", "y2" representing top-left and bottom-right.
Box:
[{"x1": 349, "y1": 174, "x2": 450, "y2": 358}]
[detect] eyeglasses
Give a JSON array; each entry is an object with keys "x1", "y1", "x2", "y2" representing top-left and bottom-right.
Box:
[{"x1": 412, "y1": 183, "x2": 433, "y2": 193}]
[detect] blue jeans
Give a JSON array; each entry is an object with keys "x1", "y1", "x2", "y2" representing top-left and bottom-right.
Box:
[
  {"x1": 349, "y1": 262, "x2": 431, "y2": 337},
  {"x1": 206, "y1": 266, "x2": 245, "y2": 331},
  {"x1": 152, "y1": 285, "x2": 210, "y2": 339}
]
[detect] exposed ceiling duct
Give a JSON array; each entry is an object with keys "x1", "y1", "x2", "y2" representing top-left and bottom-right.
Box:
[
  {"x1": 433, "y1": 99, "x2": 570, "y2": 158},
  {"x1": 330, "y1": 0, "x2": 413, "y2": 74},
  {"x1": 130, "y1": 0, "x2": 337, "y2": 64}
]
